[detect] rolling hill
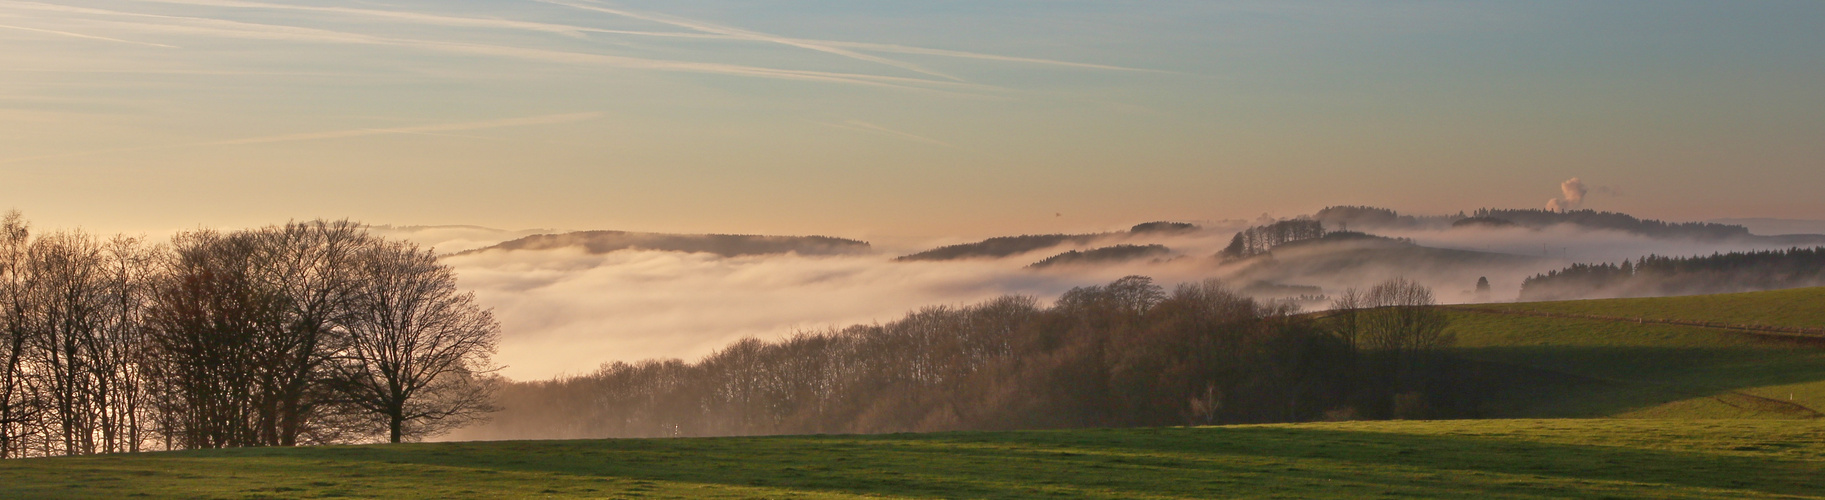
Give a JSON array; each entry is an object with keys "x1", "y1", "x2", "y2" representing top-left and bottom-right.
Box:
[
  {"x1": 453, "y1": 231, "x2": 871, "y2": 257},
  {"x1": 1446, "y1": 287, "x2": 1825, "y2": 419},
  {"x1": 2, "y1": 288, "x2": 1823, "y2": 498}
]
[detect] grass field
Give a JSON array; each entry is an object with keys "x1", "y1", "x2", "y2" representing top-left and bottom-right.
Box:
[
  {"x1": 1, "y1": 419, "x2": 1821, "y2": 499},
  {"x1": 1470, "y1": 286, "x2": 1825, "y2": 331},
  {"x1": 4, "y1": 289, "x2": 1824, "y2": 499},
  {"x1": 1444, "y1": 288, "x2": 1825, "y2": 419}
]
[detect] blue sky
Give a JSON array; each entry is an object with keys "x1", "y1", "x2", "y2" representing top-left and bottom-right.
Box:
[{"x1": 2, "y1": 0, "x2": 1821, "y2": 237}]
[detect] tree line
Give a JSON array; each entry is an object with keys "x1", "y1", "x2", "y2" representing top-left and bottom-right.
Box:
[
  {"x1": 459, "y1": 276, "x2": 1466, "y2": 441},
  {"x1": 0, "y1": 213, "x2": 497, "y2": 458},
  {"x1": 1520, "y1": 247, "x2": 1825, "y2": 301},
  {"x1": 1219, "y1": 219, "x2": 1326, "y2": 259},
  {"x1": 1469, "y1": 208, "x2": 1750, "y2": 240}
]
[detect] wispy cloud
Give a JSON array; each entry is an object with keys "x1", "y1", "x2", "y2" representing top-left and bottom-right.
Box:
[
  {"x1": 827, "y1": 41, "x2": 1168, "y2": 74},
  {"x1": 5, "y1": 0, "x2": 1134, "y2": 93},
  {"x1": 202, "y1": 112, "x2": 604, "y2": 146},
  {"x1": 119, "y1": 0, "x2": 597, "y2": 37},
  {"x1": 0, "y1": 112, "x2": 604, "y2": 165},
  {"x1": 0, "y1": 22, "x2": 177, "y2": 48},
  {"x1": 7, "y1": 2, "x2": 988, "y2": 94},
  {"x1": 535, "y1": 0, "x2": 964, "y2": 82},
  {"x1": 824, "y1": 120, "x2": 953, "y2": 148}
]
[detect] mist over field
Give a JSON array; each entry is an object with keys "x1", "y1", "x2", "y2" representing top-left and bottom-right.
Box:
[{"x1": 377, "y1": 213, "x2": 1825, "y2": 380}]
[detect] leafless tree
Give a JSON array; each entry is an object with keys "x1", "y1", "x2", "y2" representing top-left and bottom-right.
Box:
[
  {"x1": 26, "y1": 230, "x2": 113, "y2": 456},
  {"x1": 249, "y1": 220, "x2": 373, "y2": 446},
  {"x1": 1357, "y1": 277, "x2": 1454, "y2": 408},
  {"x1": 334, "y1": 240, "x2": 498, "y2": 443},
  {"x1": 1328, "y1": 287, "x2": 1364, "y2": 352},
  {"x1": 94, "y1": 235, "x2": 153, "y2": 453},
  {"x1": 1359, "y1": 278, "x2": 1452, "y2": 355},
  {"x1": 144, "y1": 229, "x2": 285, "y2": 449},
  {"x1": 0, "y1": 212, "x2": 36, "y2": 457}
]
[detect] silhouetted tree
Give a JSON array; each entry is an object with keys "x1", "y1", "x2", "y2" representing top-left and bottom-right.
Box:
[{"x1": 333, "y1": 240, "x2": 498, "y2": 443}]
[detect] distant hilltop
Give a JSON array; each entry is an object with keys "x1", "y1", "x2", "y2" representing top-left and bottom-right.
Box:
[
  {"x1": 896, "y1": 221, "x2": 1201, "y2": 262},
  {"x1": 453, "y1": 230, "x2": 870, "y2": 257},
  {"x1": 1313, "y1": 206, "x2": 1825, "y2": 243}
]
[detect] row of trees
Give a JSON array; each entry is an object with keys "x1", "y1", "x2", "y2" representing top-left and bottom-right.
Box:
[
  {"x1": 458, "y1": 276, "x2": 1463, "y2": 441},
  {"x1": 1470, "y1": 208, "x2": 1750, "y2": 240},
  {"x1": 1219, "y1": 219, "x2": 1327, "y2": 259},
  {"x1": 1311, "y1": 205, "x2": 1754, "y2": 239},
  {"x1": 0, "y1": 213, "x2": 497, "y2": 458},
  {"x1": 1519, "y1": 247, "x2": 1825, "y2": 301}
]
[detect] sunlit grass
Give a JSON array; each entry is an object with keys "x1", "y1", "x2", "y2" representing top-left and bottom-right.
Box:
[
  {"x1": 1, "y1": 419, "x2": 1821, "y2": 499},
  {"x1": 1468, "y1": 286, "x2": 1825, "y2": 330}
]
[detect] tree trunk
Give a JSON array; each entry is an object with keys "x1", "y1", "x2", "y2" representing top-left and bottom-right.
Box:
[{"x1": 389, "y1": 414, "x2": 403, "y2": 444}]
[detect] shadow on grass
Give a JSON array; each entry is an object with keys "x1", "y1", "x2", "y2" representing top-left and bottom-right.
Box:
[
  {"x1": 252, "y1": 424, "x2": 1821, "y2": 499},
  {"x1": 1454, "y1": 345, "x2": 1825, "y2": 418}
]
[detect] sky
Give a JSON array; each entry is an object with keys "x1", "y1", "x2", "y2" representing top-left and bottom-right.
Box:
[{"x1": 2, "y1": 0, "x2": 1822, "y2": 240}]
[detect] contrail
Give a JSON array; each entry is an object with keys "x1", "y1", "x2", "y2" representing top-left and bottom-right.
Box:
[
  {"x1": 826, "y1": 41, "x2": 1169, "y2": 74},
  {"x1": 117, "y1": 0, "x2": 595, "y2": 37},
  {"x1": 19, "y1": 5, "x2": 983, "y2": 93},
  {"x1": 536, "y1": 0, "x2": 964, "y2": 82},
  {"x1": 202, "y1": 112, "x2": 605, "y2": 146},
  {"x1": 562, "y1": 30, "x2": 1166, "y2": 74},
  {"x1": 0, "y1": 23, "x2": 177, "y2": 48},
  {"x1": 0, "y1": 113, "x2": 605, "y2": 165}
]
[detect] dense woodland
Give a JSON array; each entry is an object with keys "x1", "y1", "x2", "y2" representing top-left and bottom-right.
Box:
[
  {"x1": 1520, "y1": 247, "x2": 1825, "y2": 301},
  {"x1": 0, "y1": 214, "x2": 497, "y2": 458},
  {"x1": 461, "y1": 276, "x2": 1468, "y2": 441}
]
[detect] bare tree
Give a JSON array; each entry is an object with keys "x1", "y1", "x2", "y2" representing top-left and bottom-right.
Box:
[
  {"x1": 1360, "y1": 278, "x2": 1452, "y2": 355},
  {"x1": 144, "y1": 229, "x2": 285, "y2": 449},
  {"x1": 0, "y1": 212, "x2": 36, "y2": 457},
  {"x1": 249, "y1": 220, "x2": 373, "y2": 446},
  {"x1": 94, "y1": 236, "x2": 153, "y2": 453},
  {"x1": 1357, "y1": 277, "x2": 1454, "y2": 409},
  {"x1": 26, "y1": 230, "x2": 113, "y2": 456},
  {"x1": 334, "y1": 241, "x2": 498, "y2": 443},
  {"x1": 1327, "y1": 287, "x2": 1364, "y2": 352}
]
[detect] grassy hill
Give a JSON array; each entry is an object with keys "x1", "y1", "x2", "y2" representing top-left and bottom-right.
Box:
[
  {"x1": 1471, "y1": 286, "x2": 1825, "y2": 331},
  {"x1": 1, "y1": 419, "x2": 1820, "y2": 499},
  {"x1": 3, "y1": 289, "x2": 1824, "y2": 498},
  {"x1": 1447, "y1": 287, "x2": 1825, "y2": 419}
]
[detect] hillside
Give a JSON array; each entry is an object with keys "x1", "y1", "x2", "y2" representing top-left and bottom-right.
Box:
[
  {"x1": 1313, "y1": 206, "x2": 1825, "y2": 245},
  {"x1": 1027, "y1": 244, "x2": 1170, "y2": 269},
  {"x1": 895, "y1": 233, "x2": 1105, "y2": 261},
  {"x1": 454, "y1": 231, "x2": 871, "y2": 257},
  {"x1": 1478, "y1": 286, "x2": 1825, "y2": 331},
  {"x1": 1216, "y1": 232, "x2": 1547, "y2": 299},
  {"x1": 1519, "y1": 250, "x2": 1825, "y2": 301},
  {"x1": 896, "y1": 221, "x2": 1202, "y2": 262},
  {"x1": 1445, "y1": 287, "x2": 1825, "y2": 419},
  {"x1": 2, "y1": 420, "x2": 1819, "y2": 499}
]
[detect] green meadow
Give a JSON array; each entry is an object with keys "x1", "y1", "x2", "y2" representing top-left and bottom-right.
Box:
[
  {"x1": 2, "y1": 419, "x2": 1821, "y2": 499},
  {"x1": 3, "y1": 288, "x2": 1823, "y2": 499},
  {"x1": 1446, "y1": 287, "x2": 1825, "y2": 419}
]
